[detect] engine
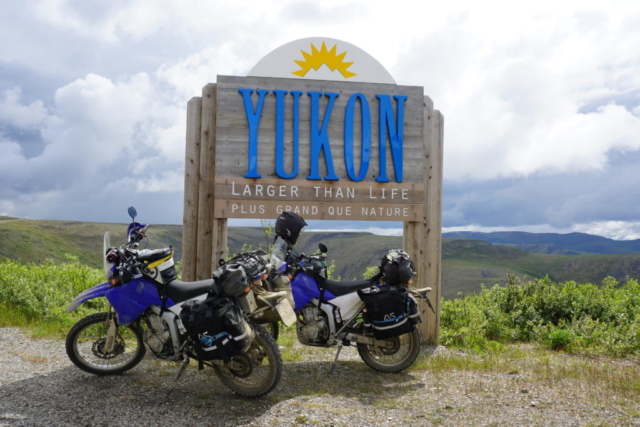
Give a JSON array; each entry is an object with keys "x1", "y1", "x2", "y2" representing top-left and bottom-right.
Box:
[
  {"x1": 296, "y1": 305, "x2": 329, "y2": 345},
  {"x1": 144, "y1": 313, "x2": 173, "y2": 357}
]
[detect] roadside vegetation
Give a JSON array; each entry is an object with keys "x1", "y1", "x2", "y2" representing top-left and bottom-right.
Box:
[
  {"x1": 1, "y1": 257, "x2": 638, "y2": 359},
  {"x1": 2, "y1": 256, "x2": 639, "y2": 415},
  {"x1": 440, "y1": 274, "x2": 640, "y2": 356},
  {"x1": 0, "y1": 256, "x2": 107, "y2": 337}
]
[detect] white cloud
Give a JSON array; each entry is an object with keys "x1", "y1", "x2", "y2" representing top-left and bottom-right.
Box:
[
  {"x1": 0, "y1": 69, "x2": 187, "y2": 214},
  {"x1": 0, "y1": 87, "x2": 49, "y2": 129},
  {"x1": 443, "y1": 221, "x2": 640, "y2": 241},
  {"x1": 135, "y1": 170, "x2": 184, "y2": 193},
  {"x1": 572, "y1": 221, "x2": 640, "y2": 241},
  {"x1": 2, "y1": 0, "x2": 640, "y2": 233},
  {"x1": 443, "y1": 224, "x2": 572, "y2": 235},
  {"x1": 394, "y1": 2, "x2": 640, "y2": 180}
]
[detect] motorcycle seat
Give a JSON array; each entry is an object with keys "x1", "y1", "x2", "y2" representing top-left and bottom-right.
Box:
[
  {"x1": 324, "y1": 279, "x2": 373, "y2": 297},
  {"x1": 138, "y1": 248, "x2": 172, "y2": 262},
  {"x1": 166, "y1": 279, "x2": 215, "y2": 303}
]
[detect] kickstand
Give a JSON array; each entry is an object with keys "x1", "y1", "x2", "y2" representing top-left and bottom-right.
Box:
[
  {"x1": 329, "y1": 342, "x2": 343, "y2": 375},
  {"x1": 160, "y1": 357, "x2": 190, "y2": 404}
]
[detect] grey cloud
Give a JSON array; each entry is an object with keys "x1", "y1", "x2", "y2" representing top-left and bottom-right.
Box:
[{"x1": 444, "y1": 150, "x2": 640, "y2": 229}]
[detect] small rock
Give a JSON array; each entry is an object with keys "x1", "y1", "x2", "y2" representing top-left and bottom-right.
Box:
[{"x1": 521, "y1": 388, "x2": 529, "y2": 393}]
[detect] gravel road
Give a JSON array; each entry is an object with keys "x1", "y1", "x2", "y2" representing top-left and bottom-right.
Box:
[{"x1": 1, "y1": 327, "x2": 638, "y2": 426}]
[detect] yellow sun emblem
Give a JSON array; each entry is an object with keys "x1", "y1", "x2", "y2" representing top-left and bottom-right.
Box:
[{"x1": 292, "y1": 42, "x2": 356, "y2": 79}]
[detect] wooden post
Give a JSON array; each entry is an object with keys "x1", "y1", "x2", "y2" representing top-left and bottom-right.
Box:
[
  {"x1": 404, "y1": 220, "x2": 426, "y2": 341},
  {"x1": 182, "y1": 97, "x2": 202, "y2": 282},
  {"x1": 212, "y1": 217, "x2": 228, "y2": 271},
  {"x1": 403, "y1": 222, "x2": 420, "y2": 263},
  {"x1": 195, "y1": 83, "x2": 217, "y2": 280},
  {"x1": 423, "y1": 96, "x2": 444, "y2": 344}
]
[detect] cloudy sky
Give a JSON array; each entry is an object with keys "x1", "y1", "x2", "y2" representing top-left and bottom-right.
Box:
[{"x1": 1, "y1": 0, "x2": 639, "y2": 239}]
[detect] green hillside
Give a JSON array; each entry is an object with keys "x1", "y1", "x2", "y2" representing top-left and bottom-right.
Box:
[
  {"x1": 1, "y1": 217, "x2": 639, "y2": 298},
  {"x1": 0, "y1": 218, "x2": 183, "y2": 268},
  {"x1": 439, "y1": 239, "x2": 640, "y2": 297},
  {"x1": 443, "y1": 231, "x2": 640, "y2": 254}
]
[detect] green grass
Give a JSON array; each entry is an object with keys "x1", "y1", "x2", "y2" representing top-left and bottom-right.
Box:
[
  {"x1": 409, "y1": 343, "x2": 640, "y2": 406},
  {"x1": 0, "y1": 256, "x2": 107, "y2": 337},
  {"x1": 1, "y1": 256, "x2": 639, "y2": 418},
  {"x1": 0, "y1": 218, "x2": 183, "y2": 269}
]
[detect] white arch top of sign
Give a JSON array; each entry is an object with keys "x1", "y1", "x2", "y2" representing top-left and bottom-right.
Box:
[{"x1": 248, "y1": 37, "x2": 396, "y2": 85}]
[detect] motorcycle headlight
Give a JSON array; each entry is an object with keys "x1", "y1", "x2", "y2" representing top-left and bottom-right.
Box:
[{"x1": 106, "y1": 251, "x2": 118, "y2": 263}]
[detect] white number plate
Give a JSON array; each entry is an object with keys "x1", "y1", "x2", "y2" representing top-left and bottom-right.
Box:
[{"x1": 275, "y1": 299, "x2": 296, "y2": 327}]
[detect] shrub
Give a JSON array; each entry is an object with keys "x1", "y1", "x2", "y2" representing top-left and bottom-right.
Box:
[
  {"x1": 547, "y1": 329, "x2": 572, "y2": 351},
  {"x1": 0, "y1": 256, "x2": 106, "y2": 333},
  {"x1": 441, "y1": 276, "x2": 640, "y2": 356}
]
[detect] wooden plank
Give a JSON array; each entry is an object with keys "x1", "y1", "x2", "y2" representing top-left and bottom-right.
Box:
[
  {"x1": 182, "y1": 97, "x2": 202, "y2": 282},
  {"x1": 403, "y1": 221, "x2": 421, "y2": 266},
  {"x1": 196, "y1": 84, "x2": 217, "y2": 280},
  {"x1": 424, "y1": 107, "x2": 444, "y2": 344},
  {"x1": 215, "y1": 75, "x2": 425, "y2": 185},
  {"x1": 213, "y1": 136, "x2": 425, "y2": 183},
  {"x1": 212, "y1": 218, "x2": 228, "y2": 270},
  {"x1": 214, "y1": 177, "x2": 424, "y2": 204},
  {"x1": 213, "y1": 199, "x2": 424, "y2": 222},
  {"x1": 416, "y1": 96, "x2": 435, "y2": 343}
]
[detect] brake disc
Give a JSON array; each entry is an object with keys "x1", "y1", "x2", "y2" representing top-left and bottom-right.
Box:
[
  {"x1": 92, "y1": 337, "x2": 125, "y2": 359},
  {"x1": 379, "y1": 337, "x2": 401, "y2": 355},
  {"x1": 228, "y1": 354, "x2": 253, "y2": 378}
]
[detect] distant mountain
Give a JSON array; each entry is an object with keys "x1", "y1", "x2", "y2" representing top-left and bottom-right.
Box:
[
  {"x1": 442, "y1": 231, "x2": 640, "y2": 255},
  {"x1": 1, "y1": 217, "x2": 639, "y2": 298}
]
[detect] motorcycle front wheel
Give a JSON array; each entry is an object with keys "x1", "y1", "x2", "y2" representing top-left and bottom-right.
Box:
[
  {"x1": 66, "y1": 312, "x2": 146, "y2": 375},
  {"x1": 214, "y1": 323, "x2": 283, "y2": 397},
  {"x1": 357, "y1": 328, "x2": 421, "y2": 373}
]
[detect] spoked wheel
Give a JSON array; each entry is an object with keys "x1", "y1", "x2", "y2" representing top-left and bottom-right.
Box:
[
  {"x1": 214, "y1": 323, "x2": 283, "y2": 397},
  {"x1": 357, "y1": 328, "x2": 421, "y2": 373},
  {"x1": 66, "y1": 312, "x2": 146, "y2": 375}
]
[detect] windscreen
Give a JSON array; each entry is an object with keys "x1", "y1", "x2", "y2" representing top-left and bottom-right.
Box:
[{"x1": 270, "y1": 236, "x2": 288, "y2": 273}]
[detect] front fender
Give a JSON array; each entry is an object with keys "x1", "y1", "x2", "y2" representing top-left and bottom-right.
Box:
[{"x1": 67, "y1": 281, "x2": 111, "y2": 313}]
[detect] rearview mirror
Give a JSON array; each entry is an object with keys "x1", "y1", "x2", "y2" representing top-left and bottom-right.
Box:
[
  {"x1": 127, "y1": 206, "x2": 137, "y2": 220},
  {"x1": 318, "y1": 243, "x2": 328, "y2": 254}
]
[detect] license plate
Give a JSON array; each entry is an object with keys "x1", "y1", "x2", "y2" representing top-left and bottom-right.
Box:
[{"x1": 275, "y1": 299, "x2": 296, "y2": 327}]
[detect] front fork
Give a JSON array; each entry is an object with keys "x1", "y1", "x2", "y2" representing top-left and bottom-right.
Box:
[{"x1": 104, "y1": 308, "x2": 118, "y2": 353}]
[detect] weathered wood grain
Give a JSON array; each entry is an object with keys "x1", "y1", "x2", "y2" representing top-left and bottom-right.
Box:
[
  {"x1": 182, "y1": 97, "x2": 202, "y2": 282},
  {"x1": 196, "y1": 84, "x2": 217, "y2": 280},
  {"x1": 213, "y1": 199, "x2": 424, "y2": 222},
  {"x1": 423, "y1": 107, "x2": 444, "y2": 344},
  {"x1": 214, "y1": 177, "x2": 424, "y2": 204},
  {"x1": 215, "y1": 75, "x2": 424, "y2": 184}
]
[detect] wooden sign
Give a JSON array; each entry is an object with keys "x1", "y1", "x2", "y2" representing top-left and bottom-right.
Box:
[
  {"x1": 213, "y1": 75, "x2": 424, "y2": 221},
  {"x1": 182, "y1": 37, "x2": 443, "y2": 345}
]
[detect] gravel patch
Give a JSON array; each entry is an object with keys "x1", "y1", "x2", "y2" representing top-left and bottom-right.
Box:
[{"x1": 1, "y1": 327, "x2": 639, "y2": 426}]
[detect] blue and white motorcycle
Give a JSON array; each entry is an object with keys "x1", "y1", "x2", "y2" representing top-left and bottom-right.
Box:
[
  {"x1": 256, "y1": 236, "x2": 434, "y2": 373},
  {"x1": 65, "y1": 207, "x2": 283, "y2": 397}
]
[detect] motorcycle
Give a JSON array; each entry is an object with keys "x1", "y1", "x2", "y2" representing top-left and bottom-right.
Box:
[
  {"x1": 255, "y1": 233, "x2": 435, "y2": 373},
  {"x1": 65, "y1": 207, "x2": 283, "y2": 398}
]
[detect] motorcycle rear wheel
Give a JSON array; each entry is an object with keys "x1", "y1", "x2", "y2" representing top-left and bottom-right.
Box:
[
  {"x1": 213, "y1": 323, "x2": 283, "y2": 397},
  {"x1": 66, "y1": 312, "x2": 146, "y2": 375},
  {"x1": 259, "y1": 321, "x2": 280, "y2": 341},
  {"x1": 357, "y1": 328, "x2": 421, "y2": 373}
]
